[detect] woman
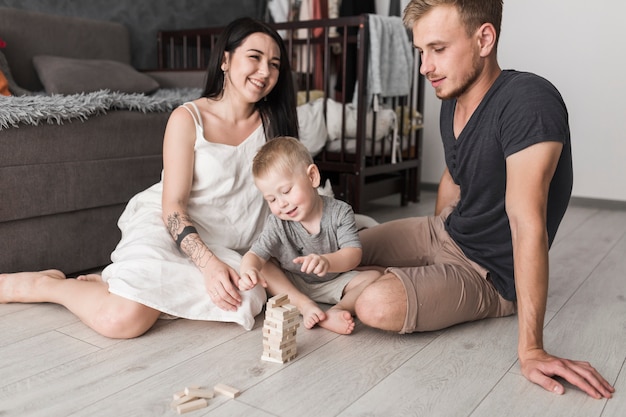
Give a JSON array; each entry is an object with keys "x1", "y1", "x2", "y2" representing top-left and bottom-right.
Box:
[{"x1": 0, "y1": 17, "x2": 299, "y2": 338}]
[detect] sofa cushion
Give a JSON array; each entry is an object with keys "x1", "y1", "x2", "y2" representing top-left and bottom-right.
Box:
[
  {"x1": 0, "y1": 7, "x2": 133, "y2": 91},
  {"x1": 33, "y1": 55, "x2": 159, "y2": 94}
]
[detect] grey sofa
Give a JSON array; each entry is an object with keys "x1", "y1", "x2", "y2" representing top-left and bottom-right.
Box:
[{"x1": 0, "y1": 7, "x2": 203, "y2": 274}]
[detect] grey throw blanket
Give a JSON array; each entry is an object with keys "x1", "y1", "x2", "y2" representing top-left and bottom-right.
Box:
[
  {"x1": 0, "y1": 88, "x2": 202, "y2": 130},
  {"x1": 355, "y1": 14, "x2": 414, "y2": 109}
]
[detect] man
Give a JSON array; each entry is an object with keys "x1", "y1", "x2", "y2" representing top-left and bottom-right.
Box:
[{"x1": 354, "y1": 0, "x2": 614, "y2": 399}]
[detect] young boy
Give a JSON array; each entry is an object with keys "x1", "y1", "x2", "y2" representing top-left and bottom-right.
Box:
[{"x1": 238, "y1": 137, "x2": 381, "y2": 335}]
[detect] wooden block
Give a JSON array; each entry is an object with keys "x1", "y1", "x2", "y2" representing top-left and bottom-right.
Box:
[
  {"x1": 282, "y1": 304, "x2": 300, "y2": 316},
  {"x1": 263, "y1": 345, "x2": 297, "y2": 360},
  {"x1": 173, "y1": 385, "x2": 200, "y2": 400},
  {"x1": 266, "y1": 294, "x2": 289, "y2": 308},
  {"x1": 265, "y1": 306, "x2": 300, "y2": 320},
  {"x1": 176, "y1": 398, "x2": 208, "y2": 414},
  {"x1": 264, "y1": 328, "x2": 297, "y2": 339},
  {"x1": 263, "y1": 338, "x2": 297, "y2": 350},
  {"x1": 170, "y1": 394, "x2": 195, "y2": 409},
  {"x1": 263, "y1": 332, "x2": 296, "y2": 344},
  {"x1": 262, "y1": 318, "x2": 280, "y2": 329},
  {"x1": 262, "y1": 324, "x2": 299, "y2": 336},
  {"x1": 261, "y1": 351, "x2": 297, "y2": 363},
  {"x1": 285, "y1": 354, "x2": 297, "y2": 362},
  {"x1": 184, "y1": 387, "x2": 214, "y2": 399},
  {"x1": 263, "y1": 337, "x2": 296, "y2": 349},
  {"x1": 261, "y1": 353, "x2": 285, "y2": 363},
  {"x1": 214, "y1": 383, "x2": 241, "y2": 398},
  {"x1": 264, "y1": 314, "x2": 301, "y2": 327},
  {"x1": 263, "y1": 316, "x2": 300, "y2": 330}
]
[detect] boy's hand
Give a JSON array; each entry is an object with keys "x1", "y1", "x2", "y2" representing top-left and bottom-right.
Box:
[
  {"x1": 238, "y1": 268, "x2": 267, "y2": 291},
  {"x1": 293, "y1": 254, "x2": 329, "y2": 277}
]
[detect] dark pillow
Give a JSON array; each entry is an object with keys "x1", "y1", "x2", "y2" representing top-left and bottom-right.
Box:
[
  {"x1": 33, "y1": 55, "x2": 159, "y2": 95},
  {"x1": 0, "y1": 49, "x2": 31, "y2": 96}
]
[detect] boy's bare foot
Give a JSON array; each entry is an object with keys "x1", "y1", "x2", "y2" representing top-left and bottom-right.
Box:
[
  {"x1": 300, "y1": 300, "x2": 326, "y2": 329},
  {"x1": 319, "y1": 307, "x2": 355, "y2": 335},
  {"x1": 0, "y1": 269, "x2": 66, "y2": 303}
]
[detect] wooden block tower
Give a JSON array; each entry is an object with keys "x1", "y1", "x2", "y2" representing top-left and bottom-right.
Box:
[{"x1": 261, "y1": 294, "x2": 301, "y2": 363}]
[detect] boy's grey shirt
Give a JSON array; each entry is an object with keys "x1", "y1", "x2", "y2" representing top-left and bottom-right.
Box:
[{"x1": 250, "y1": 195, "x2": 361, "y2": 284}]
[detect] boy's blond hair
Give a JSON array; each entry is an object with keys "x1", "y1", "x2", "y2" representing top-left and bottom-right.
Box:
[{"x1": 252, "y1": 136, "x2": 314, "y2": 179}]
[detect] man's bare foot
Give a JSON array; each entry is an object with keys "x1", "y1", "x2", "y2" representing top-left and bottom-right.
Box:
[
  {"x1": 319, "y1": 307, "x2": 355, "y2": 335},
  {"x1": 300, "y1": 300, "x2": 326, "y2": 329},
  {"x1": 0, "y1": 269, "x2": 66, "y2": 303}
]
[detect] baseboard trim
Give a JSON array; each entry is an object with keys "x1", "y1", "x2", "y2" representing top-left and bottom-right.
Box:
[
  {"x1": 420, "y1": 183, "x2": 626, "y2": 211},
  {"x1": 420, "y1": 182, "x2": 439, "y2": 192},
  {"x1": 569, "y1": 196, "x2": 626, "y2": 211}
]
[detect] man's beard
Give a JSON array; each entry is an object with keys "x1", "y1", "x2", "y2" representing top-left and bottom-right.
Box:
[{"x1": 435, "y1": 54, "x2": 482, "y2": 100}]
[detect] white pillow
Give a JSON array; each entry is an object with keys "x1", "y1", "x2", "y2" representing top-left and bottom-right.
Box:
[
  {"x1": 297, "y1": 97, "x2": 327, "y2": 156},
  {"x1": 325, "y1": 98, "x2": 396, "y2": 141}
]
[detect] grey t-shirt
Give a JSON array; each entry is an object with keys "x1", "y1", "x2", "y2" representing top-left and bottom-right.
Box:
[
  {"x1": 441, "y1": 70, "x2": 573, "y2": 301},
  {"x1": 250, "y1": 195, "x2": 361, "y2": 284}
]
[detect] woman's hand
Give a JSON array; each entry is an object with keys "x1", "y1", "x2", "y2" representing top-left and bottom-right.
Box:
[{"x1": 203, "y1": 256, "x2": 243, "y2": 311}]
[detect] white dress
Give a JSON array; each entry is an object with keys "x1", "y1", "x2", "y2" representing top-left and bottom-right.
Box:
[{"x1": 101, "y1": 102, "x2": 268, "y2": 330}]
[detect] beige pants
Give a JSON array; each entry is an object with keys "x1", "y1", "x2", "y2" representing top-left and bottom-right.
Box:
[{"x1": 358, "y1": 207, "x2": 517, "y2": 333}]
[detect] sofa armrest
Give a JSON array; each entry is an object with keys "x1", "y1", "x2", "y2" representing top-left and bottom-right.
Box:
[{"x1": 143, "y1": 70, "x2": 205, "y2": 89}]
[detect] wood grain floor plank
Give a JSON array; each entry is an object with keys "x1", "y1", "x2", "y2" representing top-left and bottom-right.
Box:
[
  {"x1": 542, "y1": 230, "x2": 626, "y2": 382},
  {"x1": 338, "y1": 316, "x2": 518, "y2": 417},
  {"x1": 473, "y1": 223, "x2": 626, "y2": 417},
  {"x1": 0, "y1": 331, "x2": 99, "y2": 388},
  {"x1": 241, "y1": 326, "x2": 438, "y2": 417},
  {"x1": 0, "y1": 302, "x2": 33, "y2": 317},
  {"x1": 470, "y1": 372, "x2": 609, "y2": 417},
  {"x1": 0, "y1": 318, "x2": 250, "y2": 416},
  {"x1": 194, "y1": 400, "x2": 276, "y2": 416},
  {"x1": 546, "y1": 209, "x2": 626, "y2": 313},
  {"x1": 552, "y1": 205, "x2": 599, "y2": 244},
  {"x1": 1, "y1": 198, "x2": 622, "y2": 417},
  {"x1": 72, "y1": 315, "x2": 340, "y2": 416},
  {"x1": 0, "y1": 303, "x2": 78, "y2": 348},
  {"x1": 600, "y1": 358, "x2": 626, "y2": 417}
]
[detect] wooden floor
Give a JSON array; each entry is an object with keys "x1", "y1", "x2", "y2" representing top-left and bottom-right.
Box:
[{"x1": 1, "y1": 191, "x2": 624, "y2": 416}]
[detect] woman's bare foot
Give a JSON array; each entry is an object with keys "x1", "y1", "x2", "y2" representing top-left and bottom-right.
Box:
[
  {"x1": 0, "y1": 269, "x2": 66, "y2": 303},
  {"x1": 319, "y1": 307, "x2": 355, "y2": 335},
  {"x1": 76, "y1": 274, "x2": 103, "y2": 282},
  {"x1": 300, "y1": 300, "x2": 326, "y2": 329}
]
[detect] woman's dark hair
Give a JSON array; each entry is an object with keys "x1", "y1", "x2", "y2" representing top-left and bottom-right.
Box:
[{"x1": 202, "y1": 17, "x2": 299, "y2": 139}]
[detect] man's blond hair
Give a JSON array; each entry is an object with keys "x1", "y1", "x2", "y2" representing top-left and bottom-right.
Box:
[{"x1": 403, "y1": 0, "x2": 503, "y2": 46}]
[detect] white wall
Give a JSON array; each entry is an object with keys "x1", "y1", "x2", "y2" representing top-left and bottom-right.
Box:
[{"x1": 419, "y1": 0, "x2": 626, "y2": 202}]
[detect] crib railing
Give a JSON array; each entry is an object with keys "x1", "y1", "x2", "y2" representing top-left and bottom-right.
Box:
[{"x1": 157, "y1": 15, "x2": 424, "y2": 212}]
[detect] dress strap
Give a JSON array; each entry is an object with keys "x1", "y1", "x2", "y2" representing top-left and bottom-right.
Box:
[{"x1": 180, "y1": 101, "x2": 203, "y2": 130}]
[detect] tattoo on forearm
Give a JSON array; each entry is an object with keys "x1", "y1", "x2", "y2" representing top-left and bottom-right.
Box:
[
  {"x1": 166, "y1": 212, "x2": 213, "y2": 266},
  {"x1": 166, "y1": 211, "x2": 192, "y2": 238},
  {"x1": 181, "y1": 234, "x2": 212, "y2": 268}
]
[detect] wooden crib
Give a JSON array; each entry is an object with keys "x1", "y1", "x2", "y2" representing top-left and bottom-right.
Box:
[{"x1": 157, "y1": 15, "x2": 424, "y2": 213}]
